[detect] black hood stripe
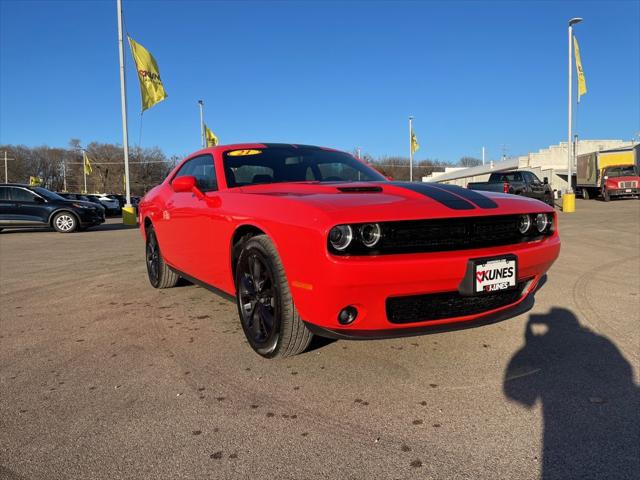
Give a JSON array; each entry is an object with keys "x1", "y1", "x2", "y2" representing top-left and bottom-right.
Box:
[
  {"x1": 387, "y1": 182, "x2": 476, "y2": 210},
  {"x1": 427, "y1": 183, "x2": 498, "y2": 209}
]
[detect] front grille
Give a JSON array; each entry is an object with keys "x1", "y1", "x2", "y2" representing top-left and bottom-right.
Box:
[
  {"x1": 377, "y1": 215, "x2": 545, "y2": 255},
  {"x1": 619, "y1": 181, "x2": 638, "y2": 189},
  {"x1": 386, "y1": 281, "x2": 527, "y2": 324}
]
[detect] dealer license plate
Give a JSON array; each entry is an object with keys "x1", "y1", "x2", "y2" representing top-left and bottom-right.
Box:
[{"x1": 474, "y1": 257, "x2": 517, "y2": 294}]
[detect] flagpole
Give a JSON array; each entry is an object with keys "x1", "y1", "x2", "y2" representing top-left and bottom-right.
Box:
[
  {"x1": 116, "y1": 0, "x2": 131, "y2": 208},
  {"x1": 567, "y1": 18, "x2": 582, "y2": 201},
  {"x1": 409, "y1": 116, "x2": 414, "y2": 182},
  {"x1": 198, "y1": 100, "x2": 205, "y2": 148},
  {"x1": 83, "y1": 151, "x2": 87, "y2": 194}
]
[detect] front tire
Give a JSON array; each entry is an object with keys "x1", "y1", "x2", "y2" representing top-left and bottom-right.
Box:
[
  {"x1": 235, "y1": 235, "x2": 313, "y2": 358},
  {"x1": 602, "y1": 188, "x2": 611, "y2": 202},
  {"x1": 145, "y1": 225, "x2": 179, "y2": 289},
  {"x1": 52, "y1": 212, "x2": 78, "y2": 233}
]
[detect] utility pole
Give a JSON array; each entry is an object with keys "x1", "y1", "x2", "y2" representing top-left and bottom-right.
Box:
[
  {"x1": 356, "y1": 147, "x2": 361, "y2": 160},
  {"x1": 198, "y1": 100, "x2": 205, "y2": 148},
  {"x1": 482, "y1": 146, "x2": 485, "y2": 166},
  {"x1": 4, "y1": 151, "x2": 7, "y2": 183}
]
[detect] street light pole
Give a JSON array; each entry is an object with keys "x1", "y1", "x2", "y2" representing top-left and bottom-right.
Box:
[
  {"x1": 4, "y1": 151, "x2": 7, "y2": 183},
  {"x1": 567, "y1": 17, "x2": 582, "y2": 195},
  {"x1": 198, "y1": 100, "x2": 205, "y2": 148}
]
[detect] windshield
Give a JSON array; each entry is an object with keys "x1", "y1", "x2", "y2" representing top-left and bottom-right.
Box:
[
  {"x1": 223, "y1": 147, "x2": 385, "y2": 188},
  {"x1": 33, "y1": 187, "x2": 67, "y2": 201},
  {"x1": 606, "y1": 165, "x2": 638, "y2": 177}
]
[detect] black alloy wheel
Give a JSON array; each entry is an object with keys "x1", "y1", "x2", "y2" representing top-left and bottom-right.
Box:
[
  {"x1": 235, "y1": 235, "x2": 313, "y2": 358},
  {"x1": 237, "y1": 249, "x2": 279, "y2": 354},
  {"x1": 145, "y1": 226, "x2": 179, "y2": 289}
]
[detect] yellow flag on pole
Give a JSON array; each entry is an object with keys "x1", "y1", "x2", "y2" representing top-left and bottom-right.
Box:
[
  {"x1": 573, "y1": 36, "x2": 587, "y2": 101},
  {"x1": 128, "y1": 36, "x2": 167, "y2": 111},
  {"x1": 83, "y1": 151, "x2": 93, "y2": 175},
  {"x1": 29, "y1": 176, "x2": 42, "y2": 186},
  {"x1": 205, "y1": 124, "x2": 219, "y2": 147},
  {"x1": 411, "y1": 129, "x2": 420, "y2": 155}
]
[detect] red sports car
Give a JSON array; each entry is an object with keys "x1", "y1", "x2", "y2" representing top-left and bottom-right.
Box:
[{"x1": 139, "y1": 143, "x2": 560, "y2": 358}]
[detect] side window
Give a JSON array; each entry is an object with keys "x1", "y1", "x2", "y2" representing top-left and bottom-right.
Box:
[
  {"x1": 0, "y1": 187, "x2": 10, "y2": 200},
  {"x1": 529, "y1": 172, "x2": 541, "y2": 184},
  {"x1": 11, "y1": 188, "x2": 37, "y2": 202},
  {"x1": 174, "y1": 155, "x2": 217, "y2": 192}
]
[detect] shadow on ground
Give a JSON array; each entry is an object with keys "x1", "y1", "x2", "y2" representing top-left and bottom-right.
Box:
[{"x1": 504, "y1": 308, "x2": 639, "y2": 480}]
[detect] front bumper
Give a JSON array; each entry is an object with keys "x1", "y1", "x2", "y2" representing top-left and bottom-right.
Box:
[
  {"x1": 78, "y1": 209, "x2": 105, "y2": 225},
  {"x1": 609, "y1": 188, "x2": 639, "y2": 198},
  {"x1": 291, "y1": 234, "x2": 560, "y2": 336}
]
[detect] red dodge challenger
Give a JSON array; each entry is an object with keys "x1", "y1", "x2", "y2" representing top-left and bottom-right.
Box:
[{"x1": 139, "y1": 143, "x2": 560, "y2": 358}]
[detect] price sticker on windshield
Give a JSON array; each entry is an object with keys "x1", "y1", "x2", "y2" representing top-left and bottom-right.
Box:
[{"x1": 227, "y1": 149, "x2": 262, "y2": 156}]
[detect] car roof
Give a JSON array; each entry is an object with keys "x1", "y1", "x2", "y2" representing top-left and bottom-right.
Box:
[
  {"x1": 0, "y1": 183, "x2": 33, "y2": 187},
  {"x1": 185, "y1": 143, "x2": 339, "y2": 158}
]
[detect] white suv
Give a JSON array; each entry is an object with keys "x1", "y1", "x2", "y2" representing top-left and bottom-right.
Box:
[{"x1": 89, "y1": 194, "x2": 120, "y2": 214}]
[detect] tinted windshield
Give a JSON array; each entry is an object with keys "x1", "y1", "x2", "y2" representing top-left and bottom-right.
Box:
[
  {"x1": 223, "y1": 147, "x2": 385, "y2": 188},
  {"x1": 606, "y1": 166, "x2": 638, "y2": 177},
  {"x1": 33, "y1": 187, "x2": 66, "y2": 201}
]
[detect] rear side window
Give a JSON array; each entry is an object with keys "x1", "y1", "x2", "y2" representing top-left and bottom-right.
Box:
[
  {"x1": 0, "y1": 187, "x2": 9, "y2": 200},
  {"x1": 174, "y1": 154, "x2": 217, "y2": 192},
  {"x1": 11, "y1": 188, "x2": 36, "y2": 202}
]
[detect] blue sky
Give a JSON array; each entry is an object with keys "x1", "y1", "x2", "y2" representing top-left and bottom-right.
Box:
[{"x1": 1, "y1": 0, "x2": 638, "y2": 163}]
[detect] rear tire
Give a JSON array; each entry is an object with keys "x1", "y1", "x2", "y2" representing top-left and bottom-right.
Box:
[
  {"x1": 145, "y1": 225, "x2": 179, "y2": 289},
  {"x1": 52, "y1": 212, "x2": 78, "y2": 233},
  {"x1": 235, "y1": 234, "x2": 313, "y2": 358},
  {"x1": 581, "y1": 188, "x2": 590, "y2": 200}
]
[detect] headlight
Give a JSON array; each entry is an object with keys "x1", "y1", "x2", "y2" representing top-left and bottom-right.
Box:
[
  {"x1": 72, "y1": 202, "x2": 92, "y2": 209},
  {"x1": 329, "y1": 225, "x2": 353, "y2": 251},
  {"x1": 535, "y1": 213, "x2": 549, "y2": 232},
  {"x1": 359, "y1": 223, "x2": 381, "y2": 248},
  {"x1": 518, "y1": 214, "x2": 531, "y2": 234}
]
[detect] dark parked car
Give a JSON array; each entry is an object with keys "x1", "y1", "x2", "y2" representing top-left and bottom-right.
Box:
[
  {"x1": 467, "y1": 171, "x2": 554, "y2": 206},
  {"x1": 57, "y1": 192, "x2": 107, "y2": 214},
  {"x1": 0, "y1": 184, "x2": 105, "y2": 233}
]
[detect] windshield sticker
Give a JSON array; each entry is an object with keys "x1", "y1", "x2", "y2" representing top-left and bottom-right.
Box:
[{"x1": 227, "y1": 149, "x2": 262, "y2": 156}]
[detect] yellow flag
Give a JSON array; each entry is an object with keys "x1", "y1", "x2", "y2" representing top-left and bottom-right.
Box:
[
  {"x1": 573, "y1": 36, "x2": 587, "y2": 101},
  {"x1": 83, "y1": 151, "x2": 93, "y2": 175},
  {"x1": 29, "y1": 176, "x2": 42, "y2": 186},
  {"x1": 205, "y1": 124, "x2": 219, "y2": 147},
  {"x1": 411, "y1": 130, "x2": 420, "y2": 155},
  {"x1": 128, "y1": 36, "x2": 167, "y2": 111}
]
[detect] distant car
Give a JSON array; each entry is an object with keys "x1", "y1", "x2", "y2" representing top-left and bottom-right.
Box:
[
  {"x1": 87, "y1": 194, "x2": 120, "y2": 215},
  {"x1": 57, "y1": 193, "x2": 106, "y2": 214},
  {"x1": 467, "y1": 171, "x2": 554, "y2": 206},
  {"x1": 0, "y1": 184, "x2": 105, "y2": 233},
  {"x1": 107, "y1": 194, "x2": 126, "y2": 209},
  {"x1": 139, "y1": 143, "x2": 560, "y2": 358}
]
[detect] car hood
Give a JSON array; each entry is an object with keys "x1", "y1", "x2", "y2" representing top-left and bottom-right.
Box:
[{"x1": 236, "y1": 181, "x2": 553, "y2": 222}]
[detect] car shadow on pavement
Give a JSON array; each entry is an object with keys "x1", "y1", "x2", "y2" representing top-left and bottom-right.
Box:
[{"x1": 503, "y1": 308, "x2": 639, "y2": 480}]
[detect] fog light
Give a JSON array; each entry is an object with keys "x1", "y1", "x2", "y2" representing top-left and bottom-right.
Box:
[{"x1": 338, "y1": 306, "x2": 358, "y2": 325}]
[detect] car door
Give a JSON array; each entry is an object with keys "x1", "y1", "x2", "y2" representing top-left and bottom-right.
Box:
[
  {"x1": 162, "y1": 154, "x2": 222, "y2": 282},
  {"x1": 8, "y1": 187, "x2": 49, "y2": 225},
  {"x1": 0, "y1": 186, "x2": 16, "y2": 225}
]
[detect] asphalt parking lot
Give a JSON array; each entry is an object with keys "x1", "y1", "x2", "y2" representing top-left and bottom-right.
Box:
[{"x1": 1, "y1": 199, "x2": 638, "y2": 480}]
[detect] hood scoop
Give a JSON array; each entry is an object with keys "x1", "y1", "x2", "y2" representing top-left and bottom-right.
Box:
[{"x1": 336, "y1": 185, "x2": 383, "y2": 193}]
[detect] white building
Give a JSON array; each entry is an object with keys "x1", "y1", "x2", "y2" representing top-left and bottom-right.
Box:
[{"x1": 424, "y1": 139, "x2": 636, "y2": 193}]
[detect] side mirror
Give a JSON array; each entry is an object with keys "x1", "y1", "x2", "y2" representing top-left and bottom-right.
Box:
[
  {"x1": 386, "y1": 175, "x2": 393, "y2": 181},
  {"x1": 543, "y1": 177, "x2": 548, "y2": 184},
  {"x1": 171, "y1": 175, "x2": 204, "y2": 199},
  {"x1": 34, "y1": 196, "x2": 45, "y2": 203}
]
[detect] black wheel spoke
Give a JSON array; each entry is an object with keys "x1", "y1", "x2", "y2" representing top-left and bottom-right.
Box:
[{"x1": 258, "y1": 303, "x2": 274, "y2": 331}]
